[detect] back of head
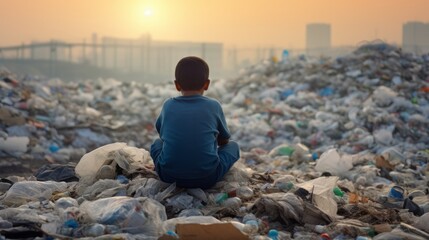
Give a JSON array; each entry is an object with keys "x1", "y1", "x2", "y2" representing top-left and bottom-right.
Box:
[{"x1": 175, "y1": 56, "x2": 209, "y2": 91}]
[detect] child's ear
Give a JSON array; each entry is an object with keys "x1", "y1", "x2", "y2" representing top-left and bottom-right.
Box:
[
  {"x1": 203, "y1": 79, "x2": 210, "y2": 90},
  {"x1": 174, "y1": 80, "x2": 182, "y2": 91}
]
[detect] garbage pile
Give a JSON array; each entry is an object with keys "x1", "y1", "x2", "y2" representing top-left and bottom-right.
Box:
[
  {"x1": 0, "y1": 71, "x2": 178, "y2": 174},
  {"x1": 0, "y1": 43, "x2": 429, "y2": 239}
]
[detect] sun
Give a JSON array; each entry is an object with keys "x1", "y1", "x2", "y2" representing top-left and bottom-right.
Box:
[
  {"x1": 134, "y1": 3, "x2": 158, "y2": 26},
  {"x1": 143, "y1": 8, "x2": 153, "y2": 17}
]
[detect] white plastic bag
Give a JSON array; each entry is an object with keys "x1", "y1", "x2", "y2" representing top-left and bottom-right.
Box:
[
  {"x1": 315, "y1": 149, "x2": 353, "y2": 176},
  {"x1": 296, "y1": 176, "x2": 339, "y2": 220},
  {"x1": 75, "y1": 142, "x2": 151, "y2": 184},
  {"x1": 1, "y1": 181, "x2": 67, "y2": 206},
  {"x1": 80, "y1": 196, "x2": 166, "y2": 236},
  {"x1": 75, "y1": 142, "x2": 127, "y2": 179}
]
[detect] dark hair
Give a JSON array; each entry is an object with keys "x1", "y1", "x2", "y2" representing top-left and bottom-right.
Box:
[{"x1": 175, "y1": 56, "x2": 209, "y2": 91}]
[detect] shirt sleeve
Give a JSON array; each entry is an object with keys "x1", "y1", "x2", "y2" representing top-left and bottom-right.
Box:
[
  {"x1": 217, "y1": 104, "x2": 231, "y2": 139},
  {"x1": 156, "y1": 99, "x2": 171, "y2": 134},
  {"x1": 155, "y1": 113, "x2": 162, "y2": 134},
  {"x1": 155, "y1": 106, "x2": 164, "y2": 134}
]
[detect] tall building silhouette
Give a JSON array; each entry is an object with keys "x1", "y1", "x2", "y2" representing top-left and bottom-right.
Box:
[
  {"x1": 403, "y1": 22, "x2": 429, "y2": 54},
  {"x1": 306, "y1": 23, "x2": 331, "y2": 56}
]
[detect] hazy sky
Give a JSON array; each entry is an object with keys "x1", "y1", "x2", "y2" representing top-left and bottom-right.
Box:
[{"x1": 1, "y1": 0, "x2": 428, "y2": 49}]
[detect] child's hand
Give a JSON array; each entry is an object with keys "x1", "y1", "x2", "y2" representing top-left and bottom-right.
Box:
[{"x1": 217, "y1": 135, "x2": 229, "y2": 146}]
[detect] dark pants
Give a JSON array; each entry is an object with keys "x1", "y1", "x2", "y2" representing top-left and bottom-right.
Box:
[{"x1": 150, "y1": 139, "x2": 240, "y2": 189}]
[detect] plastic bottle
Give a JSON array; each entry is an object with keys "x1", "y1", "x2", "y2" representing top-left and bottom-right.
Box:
[
  {"x1": 55, "y1": 197, "x2": 78, "y2": 210},
  {"x1": 313, "y1": 224, "x2": 327, "y2": 233},
  {"x1": 282, "y1": 50, "x2": 289, "y2": 62},
  {"x1": 83, "y1": 223, "x2": 105, "y2": 237},
  {"x1": 166, "y1": 230, "x2": 179, "y2": 238},
  {"x1": 279, "y1": 181, "x2": 295, "y2": 192},
  {"x1": 63, "y1": 219, "x2": 79, "y2": 228},
  {"x1": 268, "y1": 229, "x2": 279, "y2": 240},
  {"x1": 273, "y1": 175, "x2": 296, "y2": 192},
  {"x1": 222, "y1": 197, "x2": 242, "y2": 209},
  {"x1": 312, "y1": 152, "x2": 319, "y2": 160},
  {"x1": 215, "y1": 189, "x2": 246, "y2": 204},
  {"x1": 242, "y1": 214, "x2": 257, "y2": 223},
  {"x1": 278, "y1": 146, "x2": 294, "y2": 156},
  {"x1": 242, "y1": 220, "x2": 259, "y2": 235},
  {"x1": 236, "y1": 186, "x2": 254, "y2": 200},
  {"x1": 49, "y1": 144, "x2": 60, "y2": 153},
  {"x1": 333, "y1": 187, "x2": 344, "y2": 197},
  {"x1": 215, "y1": 192, "x2": 229, "y2": 204}
]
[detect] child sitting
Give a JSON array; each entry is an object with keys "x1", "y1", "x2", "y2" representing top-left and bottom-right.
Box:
[{"x1": 150, "y1": 56, "x2": 240, "y2": 189}]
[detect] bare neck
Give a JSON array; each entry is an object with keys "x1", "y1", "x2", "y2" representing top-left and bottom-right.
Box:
[{"x1": 181, "y1": 90, "x2": 204, "y2": 96}]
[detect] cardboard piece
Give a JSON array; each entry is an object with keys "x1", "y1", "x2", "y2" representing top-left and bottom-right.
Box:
[
  {"x1": 348, "y1": 192, "x2": 369, "y2": 204},
  {"x1": 373, "y1": 223, "x2": 392, "y2": 233},
  {"x1": 375, "y1": 155, "x2": 395, "y2": 171},
  {"x1": 0, "y1": 107, "x2": 26, "y2": 125},
  {"x1": 175, "y1": 223, "x2": 249, "y2": 240}
]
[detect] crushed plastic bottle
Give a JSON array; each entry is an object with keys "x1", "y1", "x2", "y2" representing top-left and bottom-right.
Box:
[
  {"x1": 242, "y1": 214, "x2": 257, "y2": 224},
  {"x1": 178, "y1": 209, "x2": 203, "y2": 217},
  {"x1": 242, "y1": 220, "x2": 259, "y2": 235},
  {"x1": 273, "y1": 175, "x2": 296, "y2": 192},
  {"x1": 80, "y1": 223, "x2": 106, "y2": 237},
  {"x1": 236, "y1": 186, "x2": 254, "y2": 200},
  {"x1": 222, "y1": 197, "x2": 242, "y2": 209}
]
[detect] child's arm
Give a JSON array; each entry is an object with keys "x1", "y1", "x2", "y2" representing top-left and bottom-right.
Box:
[{"x1": 217, "y1": 103, "x2": 231, "y2": 146}]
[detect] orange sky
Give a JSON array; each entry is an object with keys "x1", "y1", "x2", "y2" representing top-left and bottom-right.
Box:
[{"x1": 1, "y1": 0, "x2": 428, "y2": 48}]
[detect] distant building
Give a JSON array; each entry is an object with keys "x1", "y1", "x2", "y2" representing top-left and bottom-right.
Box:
[
  {"x1": 30, "y1": 40, "x2": 67, "y2": 61},
  {"x1": 101, "y1": 35, "x2": 223, "y2": 80},
  {"x1": 101, "y1": 34, "x2": 151, "y2": 73},
  {"x1": 306, "y1": 23, "x2": 331, "y2": 56},
  {"x1": 403, "y1": 22, "x2": 429, "y2": 54}
]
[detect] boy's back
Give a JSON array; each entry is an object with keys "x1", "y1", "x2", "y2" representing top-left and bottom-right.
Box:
[
  {"x1": 150, "y1": 56, "x2": 240, "y2": 189},
  {"x1": 155, "y1": 95, "x2": 230, "y2": 179}
]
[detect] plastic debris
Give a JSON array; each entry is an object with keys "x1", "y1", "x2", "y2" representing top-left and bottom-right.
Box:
[{"x1": 0, "y1": 43, "x2": 429, "y2": 239}]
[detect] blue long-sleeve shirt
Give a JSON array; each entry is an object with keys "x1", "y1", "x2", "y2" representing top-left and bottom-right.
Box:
[{"x1": 154, "y1": 95, "x2": 231, "y2": 179}]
